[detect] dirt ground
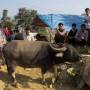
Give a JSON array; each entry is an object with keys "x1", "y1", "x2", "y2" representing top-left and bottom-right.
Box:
[
  {"x1": 0, "y1": 61, "x2": 89, "y2": 90},
  {"x1": 0, "y1": 46, "x2": 90, "y2": 90},
  {"x1": 0, "y1": 65, "x2": 54, "y2": 90}
]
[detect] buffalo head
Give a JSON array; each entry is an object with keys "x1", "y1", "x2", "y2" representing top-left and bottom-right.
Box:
[{"x1": 50, "y1": 43, "x2": 81, "y2": 63}]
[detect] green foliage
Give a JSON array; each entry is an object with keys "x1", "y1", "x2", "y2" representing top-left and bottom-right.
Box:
[
  {"x1": 2, "y1": 21, "x2": 14, "y2": 29},
  {"x1": 15, "y1": 8, "x2": 37, "y2": 27},
  {"x1": 38, "y1": 27, "x2": 49, "y2": 35},
  {"x1": 0, "y1": 9, "x2": 14, "y2": 29},
  {"x1": 37, "y1": 27, "x2": 52, "y2": 41}
]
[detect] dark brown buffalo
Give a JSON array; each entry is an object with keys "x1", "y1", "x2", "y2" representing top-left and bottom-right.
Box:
[
  {"x1": 2, "y1": 40, "x2": 81, "y2": 85},
  {"x1": 77, "y1": 57, "x2": 90, "y2": 89}
]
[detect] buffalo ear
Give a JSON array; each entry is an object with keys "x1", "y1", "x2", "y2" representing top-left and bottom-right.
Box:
[{"x1": 55, "y1": 53, "x2": 64, "y2": 57}]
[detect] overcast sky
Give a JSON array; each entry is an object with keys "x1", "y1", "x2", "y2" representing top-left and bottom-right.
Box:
[{"x1": 0, "y1": 0, "x2": 90, "y2": 17}]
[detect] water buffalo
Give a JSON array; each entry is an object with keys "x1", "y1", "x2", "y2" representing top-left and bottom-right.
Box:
[
  {"x1": 78, "y1": 57, "x2": 90, "y2": 89},
  {"x1": 2, "y1": 40, "x2": 81, "y2": 86}
]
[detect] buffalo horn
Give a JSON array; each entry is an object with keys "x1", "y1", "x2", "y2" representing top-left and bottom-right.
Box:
[{"x1": 50, "y1": 44, "x2": 67, "y2": 52}]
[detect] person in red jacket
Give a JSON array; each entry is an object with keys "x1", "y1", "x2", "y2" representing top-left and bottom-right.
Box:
[{"x1": 3, "y1": 26, "x2": 13, "y2": 41}]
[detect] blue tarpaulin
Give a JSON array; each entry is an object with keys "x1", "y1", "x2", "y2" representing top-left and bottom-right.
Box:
[{"x1": 38, "y1": 14, "x2": 84, "y2": 31}]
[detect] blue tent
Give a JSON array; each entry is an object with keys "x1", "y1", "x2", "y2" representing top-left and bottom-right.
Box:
[{"x1": 38, "y1": 14, "x2": 84, "y2": 31}]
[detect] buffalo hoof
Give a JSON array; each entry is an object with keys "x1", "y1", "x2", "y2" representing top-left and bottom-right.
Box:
[
  {"x1": 42, "y1": 80, "x2": 46, "y2": 85},
  {"x1": 11, "y1": 82, "x2": 18, "y2": 88},
  {"x1": 77, "y1": 80, "x2": 85, "y2": 90},
  {"x1": 50, "y1": 84, "x2": 54, "y2": 89}
]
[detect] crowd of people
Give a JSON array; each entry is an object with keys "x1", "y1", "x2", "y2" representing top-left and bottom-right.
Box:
[
  {"x1": 54, "y1": 8, "x2": 90, "y2": 47},
  {"x1": 54, "y1": 22, "x2": 88, "y2": 46},
  {"x1": 0, "y1": 26, "x2": 38, "y2": 50},
  {"x1": 0, "y1": 8, "x2": 90, "y2": 50}
]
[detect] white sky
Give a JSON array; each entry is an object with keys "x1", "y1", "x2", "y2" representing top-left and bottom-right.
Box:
[{"x1": 0, "y1": 0, "x2": 90, "y2": 17}]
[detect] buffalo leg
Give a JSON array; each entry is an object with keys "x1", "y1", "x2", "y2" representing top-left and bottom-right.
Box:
[
  {"x1": 7, "y1": 66, "x2": 16, "y2": 82},
  {"x1": 49, "y1": 65, "x2": 58, "y2": 89},
  {"x1": 41, "y1": 73, "x2": 46, "y2": 84},
  {"x1": 6, "y1": 60, "x2": 17, "y2": 84},
  {"x1": 52, "y1": 65, "x2": 58, "y2": 84},
  {"x1": 41, "y1": 66, "x2": 47, "y2": 84}
]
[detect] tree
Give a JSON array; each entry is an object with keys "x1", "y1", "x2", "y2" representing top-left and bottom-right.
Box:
[
  {"x1": 15, "y1": 8, "x2": 37, "y2": 27},
  {"x1": 2, "y1": 21, "x2": 14, "y2": 30},
  {"x1": 1, "y1": 9, "x2": 13, "y2": 29}
]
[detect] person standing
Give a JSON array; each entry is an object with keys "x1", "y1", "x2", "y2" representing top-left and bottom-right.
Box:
[
  {"x1": 0, "y1": 29, "x2": 6, "y2": 48},
  {"x1": 84, "y1": 8, "x2": 90, "y2": 28},
  {"x1": 14, "y1": 29, "x2": 24, "y2": 40},
  {"x1": 24, "y1": 26, "x2": 36, "y2": 41},
  {"x1": 0, "y1": 29, "x2": 6, "y2": 68},
  {"x1": 3, "y1": 26, "x2": 13, "y2": 41},
  {"x1": 84, "y1": 8, "x2": 90, "y2": 44}
]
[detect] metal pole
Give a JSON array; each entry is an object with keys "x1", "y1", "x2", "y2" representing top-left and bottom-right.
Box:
[{"x1": 50, "y1": 14, "x2": 53, "y2": 42}]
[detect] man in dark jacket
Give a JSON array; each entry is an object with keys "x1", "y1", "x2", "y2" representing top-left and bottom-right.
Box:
[
  {"x1": 68, "y1": 23, "x2": 78, "y2": 45},
  {"x1": 54, "y1": 23, "x2": 67, "y2": 44}
]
